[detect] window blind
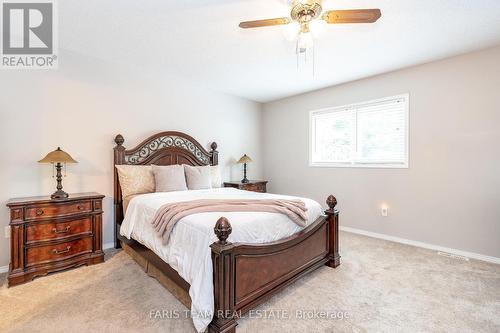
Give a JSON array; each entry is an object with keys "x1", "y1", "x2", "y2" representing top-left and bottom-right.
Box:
[{"x1": 310, "y1": 95, "x2": 409, "y2": 168}]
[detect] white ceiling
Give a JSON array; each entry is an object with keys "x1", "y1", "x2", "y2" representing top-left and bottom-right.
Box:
[{"x1": 60, "y1": 0, "x2": 500, "y2": 102}]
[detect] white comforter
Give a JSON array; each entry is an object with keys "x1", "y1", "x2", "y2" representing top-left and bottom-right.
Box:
[{"x1": 120, "y1": 188, "x2": 323, "y2": 332}]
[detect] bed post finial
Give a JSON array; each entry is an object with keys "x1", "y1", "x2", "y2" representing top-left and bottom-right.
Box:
[
  {"x1": 326, "y1": 195, "x2": 337, "y2": 211},
  {"x1": 214, "y1": 217, "x2": 232, "y2": 245},
  {"x1": 115, "y1": 134, "x2": 124, "y2": 147},
  {"x1": 210, "y1": 142, "x2": 219, "y2": 166}
]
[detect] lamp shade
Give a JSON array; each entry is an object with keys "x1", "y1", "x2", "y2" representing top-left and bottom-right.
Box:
[
  {"x1": 38, "y1": 147, "x2": 78, "y2": 164},
  {"x1": 237, "y1": 154, "x2": 252, "y2": 164}
]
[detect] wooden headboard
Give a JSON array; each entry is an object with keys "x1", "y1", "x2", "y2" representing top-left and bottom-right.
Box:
[{"x1": 113, "y1": 131, "x2": 218, "y2": 247}]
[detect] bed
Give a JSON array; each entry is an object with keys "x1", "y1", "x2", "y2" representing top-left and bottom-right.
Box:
[{"x1": 113, "y1": 131, "x2": 340, "y2": 333}]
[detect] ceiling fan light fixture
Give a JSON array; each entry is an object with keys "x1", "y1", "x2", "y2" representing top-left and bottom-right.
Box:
[
  {"x1": 291, "y1": 1, "x2": 322, "y2": 23},
  {"x1": 297, "y1": 31, "x2": 313, "y2": 54}
]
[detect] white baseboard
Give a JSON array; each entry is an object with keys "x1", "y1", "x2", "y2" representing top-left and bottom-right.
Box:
[
  {"x1": 340, "y1": 226, "x2": 500, "y2": 265},
  {"x1": 0, "y1": 242, "x2": 117, "y2": 275}
]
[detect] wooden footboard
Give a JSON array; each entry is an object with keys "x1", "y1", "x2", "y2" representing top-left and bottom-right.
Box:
[{"x1": 208, "y1": 195, "x2": 340, "y2": 333}]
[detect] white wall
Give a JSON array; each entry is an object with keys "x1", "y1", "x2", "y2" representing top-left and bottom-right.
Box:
[
  {"x1": 0, "y1": 50, "x2": 263, "y2": 268},
  {"x1": 2, "y1": 46, "x2": 499, "y2": 269},
  {"x1": 263, "y1": 46, "x2": 500, "y2": 258}
]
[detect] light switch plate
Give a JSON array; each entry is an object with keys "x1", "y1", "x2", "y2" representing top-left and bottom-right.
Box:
[{"x1": 4, "y1": 226, "x2": 10, "y2": 238}]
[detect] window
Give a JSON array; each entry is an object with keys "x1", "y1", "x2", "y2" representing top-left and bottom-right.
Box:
[{"x1": 310, "y1": 94, "x2": 409, "y2": 168}]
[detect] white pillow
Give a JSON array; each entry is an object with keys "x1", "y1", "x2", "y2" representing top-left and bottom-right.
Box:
[
  {"x1": 209, "y1": 165, "x2": 222, "y2": 188},
  {"x1": 182, "y1": 165, "x2": 222, "y2": 189},
  {"x1": 152, "y1": 165, "x2": 188, "y2": 192},
  {"x1": 184, "y1": 165, "x2": 212, "y2": 190},
  {"x1": 115, "y1": 165, "x2": 155, "y2": 198}
]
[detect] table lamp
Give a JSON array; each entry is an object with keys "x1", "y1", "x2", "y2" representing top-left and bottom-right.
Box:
[
  {"x1": 38, "y1": 147, "x2": 78, "y2": 199},
  {"x1": 237, "y1": 154, "x2": 252, "y2": 184}
]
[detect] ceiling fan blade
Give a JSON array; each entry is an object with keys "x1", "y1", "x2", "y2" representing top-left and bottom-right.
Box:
[
  {"x1": 239, "y1": 18, "x2": 291, "y2": 29},
  {"x1": 322, "y1": 9, "x2": 381, "y2": 24}
]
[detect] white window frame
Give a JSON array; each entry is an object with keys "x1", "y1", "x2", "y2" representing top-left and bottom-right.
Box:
[{"x1": 309, "y1": 94, "x2": 410, "y2": 169}]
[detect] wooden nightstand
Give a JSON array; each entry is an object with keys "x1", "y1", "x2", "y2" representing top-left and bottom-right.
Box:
[
  {"x1": 6, "y1": 192, "x2": 105, "y2": 287},
  {"x1": 223, "y1": 181, "x2": 268, "y2": 193}
]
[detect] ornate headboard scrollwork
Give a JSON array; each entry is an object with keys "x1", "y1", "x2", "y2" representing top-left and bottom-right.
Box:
[
  {"x1": 113, "y1": 131, "x2": 219, "y2": 248},
  {"x1": 114, "y1": 132, "x2": 218, "y2": 167}
]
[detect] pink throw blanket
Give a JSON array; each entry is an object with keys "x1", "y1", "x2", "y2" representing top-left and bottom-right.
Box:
[{"x1": 151, "y1": 199, "x2": 308, "y2": 242}]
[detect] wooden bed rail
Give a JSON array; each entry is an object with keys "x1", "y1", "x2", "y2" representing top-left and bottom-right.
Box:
[{"x1": 209, "y1": 195, "x2": 340, "y2": 333}]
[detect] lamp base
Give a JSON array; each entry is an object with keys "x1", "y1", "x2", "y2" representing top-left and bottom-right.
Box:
[
  {"x1": 241, "y1": 162, "x2": 249, "y2": 183},
  {"x1": 51, "y1": 190, "x2": 69, "y2": 200}
]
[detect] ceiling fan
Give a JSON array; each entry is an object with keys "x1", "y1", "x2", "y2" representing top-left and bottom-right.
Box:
[{"x1": 239, "y1": 0, "x2": 381, "y2": 54}]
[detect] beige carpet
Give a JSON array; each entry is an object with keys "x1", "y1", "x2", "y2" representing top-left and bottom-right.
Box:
[{"x1": 1, "y1": 232, "x2": 499, "y2": 333}]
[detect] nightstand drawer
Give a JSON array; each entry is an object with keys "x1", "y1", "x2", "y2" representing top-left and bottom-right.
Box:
[
  {"x1": 26, "y1": 217, "x2": 92, "y2": 243},
  {"x1": 25, "y1": 201, "x2": 92, "y2": 220},
  {"x1": 26, "y1": 237, "x2": 93, "y2": 267},
  {"x1": 224, "y1": 181, "x2": 268, "y2": 193},
  {"x1": 243, "y1": 183, "x2": 266, "y2": 193}
]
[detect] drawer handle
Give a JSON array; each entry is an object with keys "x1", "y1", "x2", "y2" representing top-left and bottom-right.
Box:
[
  {"x1": 36, "y1": 209, "x2": 44, "y2": 216},
  {"x1": 53, "y1": 246, "x2": 71, "y2": 255},
  {"x1": 52, "y1": 226, "x2": 71, "y2": 234},
  {"x1": 77, "y1": 205, "x2": 84, "y2": 210}
]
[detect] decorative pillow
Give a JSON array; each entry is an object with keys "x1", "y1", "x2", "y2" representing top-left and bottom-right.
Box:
[
  {"x1": 209, "y1": 165, "x2": 222, "y2": 188},
  {"x1": 115, "y1": 165, "x2": 155, "y2": 198},
  {"x1": 184, "y1": 165, "x2": 212, "y2": 190},
  {"x1": 152, "y1": 165, "x2": 188, "y2": 192}
]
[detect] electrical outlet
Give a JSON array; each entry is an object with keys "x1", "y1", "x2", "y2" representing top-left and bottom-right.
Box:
[
  {"x1": 4, "y1": 226, "x2": 10, "y2": 238},
  {"x1": 381, "y1": 207, "x2": 388, "y2": 217}
]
